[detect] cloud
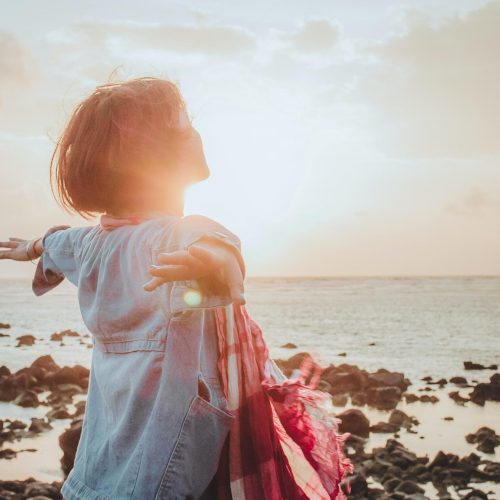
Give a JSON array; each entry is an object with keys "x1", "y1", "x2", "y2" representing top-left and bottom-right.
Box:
[
  {"x1": 356, "y1": 2, "x2": 500, "y2": 158},
  {"x1": 58, "y1": 21, "x2": 256, "y2": 56},
  {"x1": 0, "y1": 32, "x2": 31, "y2": 91},
  {"x1": 287, "y1": 19, "x2": 339, "y2": 52},
  {"x1": 445, "y1": 187, "x2": 500, "y2": 216}
]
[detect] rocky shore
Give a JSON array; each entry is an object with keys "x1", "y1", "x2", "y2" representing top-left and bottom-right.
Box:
[{"x1": 0, "y1": 328, "x2": 499, "y2": 499}]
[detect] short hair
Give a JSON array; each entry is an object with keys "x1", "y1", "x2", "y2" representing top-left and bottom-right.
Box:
[{"x1": 50, "y1": 77, "x2": 192, "y2": 219}]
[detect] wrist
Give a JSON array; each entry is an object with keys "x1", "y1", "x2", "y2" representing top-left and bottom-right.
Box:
[{"x1": 26, "y1": 237, "x2": 43, "y2": 261}]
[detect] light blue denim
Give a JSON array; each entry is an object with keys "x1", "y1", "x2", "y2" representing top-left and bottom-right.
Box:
[{"x1": 32, "y1": 214, "x2": 243, "y2": 500}]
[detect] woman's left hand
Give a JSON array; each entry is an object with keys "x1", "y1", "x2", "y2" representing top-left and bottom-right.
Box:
[{"x1": 144, "y1": 240, "x2": 246, "y2": 305}]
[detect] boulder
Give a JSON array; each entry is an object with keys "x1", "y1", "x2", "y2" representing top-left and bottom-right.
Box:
[{"x1": 337, "y1": 408, "x2": 370, "y2": 437}]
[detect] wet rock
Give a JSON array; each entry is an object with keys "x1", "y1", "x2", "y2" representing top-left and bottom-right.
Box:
[
  {"x1": 468, "y1": 373, "x2": 500, "y2": 405},
  {"x1": 44, "y1": 365, "x2": 89, "y2": 388},
  {"x1": 7, "y1": 419, "x2": 27, "y2": 430},
  {"x1": 465, "y1": 426, "x2": 500, "y2": 454},
  {"x1": 366, "y1": 386, "x2": 402, "y2": 410},
  {"x1": 325, "y1": 371, "x2": 365, "y2": 395},
  {"x1": 443, "y1": 416, "x2": 454, "y2": 421},
  {"x1": 418, "y1": 394, "x2": 439, "y2": 403},
  {"x1": 450, "y1": 376, "x2": 467, "y2": 385},
  {"x1": 341, "y1": 473, "x2": 368, "y2": 497},
  {"x1": 368, "y1": 369, "x2": 411, "y2": 392},
  {"x1": 0, "y1": 448, "x2": 17, "y2": 459},
  {"x1": 13, "y1": 389, "x2": 39, "y2": 407},
  {"x1": 337, "y1": 408, "x2": 370, "y2": 437},
  {"x1": 370, "y1": 421, "x2": 400, "y2": 433},
  {"x1": 0, "y1": 332, "x2": 9, "y2": 337},
  {"x1": 73, "y1": 400, "x2": 86, "y2": 417},
  {"x1": 350, "y1": 392, "x2": 367, "y2": 406},
  {"x1": 464, "y1": 361, "x2": 497, "y2": 370},
  {"x1": 280, "y1": 342, "x2": 297, "y2": 349},
  {"x1": 0, "y1": 322, "x2": 11, "y2": 328},
  {"x1": 463, "y1": 489, "x2": 488, "y2": 499},
  {"x1": 331, "y1": 393, "x2": 348, "y2": 407},
  {"x1": 0, "y1": 365, "x2": 10, "y2": 377},
  {"x1": 448, "y1": 390, "x2": 469, "y2": 405},
  {"x1": 59, "y1": 415, "x2": 84, "y2": 476},
  {"x1": 395, "y1": 480, "x2": 425, "y2": 494},
  {"x1": 389, "y1": 409, "x2": 419, "y2": 429},
  {"x1": 16, "y1": 334, "x2": 36, "y2": 347},
  {"x1": 47, "y1": 406, "x2": 72, "y2": 420},
  {"x1": 29, "y1": 417, "x2": 53, "y2": 433},
  {"x1": 337, "y1": 352, "x2": 347, "y2": 357},
  {"x1": 31, "y1": 355, "x2": 60, "y2": 372}
]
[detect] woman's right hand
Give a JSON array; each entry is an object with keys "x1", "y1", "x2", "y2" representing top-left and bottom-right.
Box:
[
  {"x1": 0, "y1": 225, "x2": 71, "y2": 261},
  {"x1": 0, "y1": 237, "x2": 33, "y2": 261}
]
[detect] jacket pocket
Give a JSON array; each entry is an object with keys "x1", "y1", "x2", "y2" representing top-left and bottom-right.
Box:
[{"x1": 155, "y1": 378, "x2": 235, "y2": 500}]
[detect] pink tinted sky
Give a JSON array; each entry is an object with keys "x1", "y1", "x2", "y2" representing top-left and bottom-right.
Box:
[{"x1": 1, "y1": 0, "x2": 499, "y2": 278}]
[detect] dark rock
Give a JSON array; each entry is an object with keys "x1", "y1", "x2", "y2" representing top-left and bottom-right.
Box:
[
  {"x1": 337, "y1": 408, "x2": 370, "y2": 437},
  {"x1": 7, "y1": 419, "x2": 27, "y2": 430},
  {"x1": 465, "y1": 426, "x2": 500, "y2": 454},
  {"x1": 47, "y1": 406, "x2": 72, "y2": 420},
  {"x1": 0, "y1": 322, "x2": 11, "y2": 328},
  {"x1": 16, "y1": 334, "x2": 36, "y2": 347},
  {"x1": 469, "y1": 375, "x2": 500, "y2": 405},
  {"x1": 389, "y1": 409, "x2": 419, "y2": 429},
  {"x1": 331, "y1": 394, "x2": 348, "y2": 407},
  {"x1": 59, "y1": 415, "x2": 84, "y2": 476},
  {"x1": 0, "y1": 448, "x2": 17, "y2": 459},
  {"x1": 31, "y1": 355, "x2": 60, "y2": 372},
  {"x1": 464, "y1": 361, "x2": 497, "y2": 370},
  {"x1": 350, "y1": 392, "x2": 367, "y2": 406},
  {"x1": 370, "y1": 421, "x2": 400, "y2": 433},
  {"x1": 395, "y1": 480, "x2": 425, "y2": 494},
  {"x1": 280, "y1": 342, "x2": 297, "y2": 349},
  {"x1": 463, "y1": 489, "x2": 488, "y2": 499},
  {"x1": 324, "y1": 371, "x2": 366, "y2": 395},
  {"x1": 368, "y1": 370, "x2": 411, "y2": 392},
  {"x1": 29, "y1": 417, "x2": 53, "y2": 433},
  {"x1": 341, "y1": 473, "x2": 368, "y2": 496},
  {"x1": 13, "y1": 389, "x2": 39, "y2": 407},
  {"x1": 337, "y1": 352, "x2": 347, "y2": 357},
  {"x1": 448, "y1": 391, "x2": 469, "y2": 405},
  {"x1": 450, "y1": 376, "x2": 467, "y2": 385},
  {"x1": 367, "y1": 386, "x2": 402, "y2": 410}
]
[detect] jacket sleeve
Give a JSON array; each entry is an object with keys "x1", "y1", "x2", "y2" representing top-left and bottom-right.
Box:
[
  {"x1": 154, "y1": 214, "x2": 245, "y2": 315},
  {"x1": 32, "y1": 227, "x2": 82, "y2": 296}
]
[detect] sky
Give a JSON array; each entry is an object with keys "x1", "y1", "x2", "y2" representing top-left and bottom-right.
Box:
[{"x1": 1, "y1": 0, "x2": 499, "y2": 278}]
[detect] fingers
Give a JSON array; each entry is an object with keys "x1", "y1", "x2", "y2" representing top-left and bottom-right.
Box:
[
  {"x1": 223, "y1": 254, "x2": 246, "y2": 305},
  {"x1": 187, "y1": 244, "x2": 223, "y2": 269},
  {"x1": 9, "y1": 237, "x2": 24, "y2": 242},
  {"x1": 143, "y1": 276, "x2": 166, "y2": 292},
  {"x1": 157, "y1": 250, "x2": 198, "y2": 266},
  {"x1": 0, "y1": 241, "x2": 19, "y2": 249},
  {"x1": 0, "y1": 250, "x2": 13, "y2": 259},
  {"x1": 149, "y1": 264, "x2": 204, "y2": 282}
]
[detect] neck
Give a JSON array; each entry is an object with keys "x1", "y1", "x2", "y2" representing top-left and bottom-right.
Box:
[{"x1": 110, "y1": 188, "x2": 185, "y2": 218}]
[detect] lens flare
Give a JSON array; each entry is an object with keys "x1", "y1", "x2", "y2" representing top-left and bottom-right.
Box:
[{"x1": 183, "y1": 289, "x2": 202, "y2": 307}]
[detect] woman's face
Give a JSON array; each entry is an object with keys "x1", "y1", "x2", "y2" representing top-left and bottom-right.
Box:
[{"x1": 166, "y1": 109, "x2": 210, "y2": 186}]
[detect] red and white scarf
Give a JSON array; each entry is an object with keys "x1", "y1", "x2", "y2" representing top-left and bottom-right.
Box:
[{"x1": 213, "y1": 303, "x2": 354, "y2": 499}]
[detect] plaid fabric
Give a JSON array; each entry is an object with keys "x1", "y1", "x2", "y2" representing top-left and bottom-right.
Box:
[{"x1": 213, "y1": 303, "x2": 354, "y2": 499}]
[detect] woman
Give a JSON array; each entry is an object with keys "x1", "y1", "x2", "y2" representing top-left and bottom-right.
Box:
[{"x1": 0, "y1": 77, "x2": 352, "y2": 499}]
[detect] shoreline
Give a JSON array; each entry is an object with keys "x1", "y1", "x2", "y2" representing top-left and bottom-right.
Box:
[{"x1": 0, "y1": 326, "x2": 499, "y2": 499}]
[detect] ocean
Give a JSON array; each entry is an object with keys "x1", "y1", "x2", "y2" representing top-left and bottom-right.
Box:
[{"x1": 0, "y1": 276, "x2": 499, "y2": 493}]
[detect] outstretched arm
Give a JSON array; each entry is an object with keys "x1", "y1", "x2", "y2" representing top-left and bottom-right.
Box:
[
  {"x1": 144, "y1": 238, "x2": 246, "y2": 305},
  {"x1": 0, "y1": 225, "x2": 71, "y2": 262}
]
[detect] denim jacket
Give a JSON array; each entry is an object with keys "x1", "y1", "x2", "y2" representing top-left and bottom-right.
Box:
[{"x1": 32, "y1": 214, "x2": 243, "y2": 499}]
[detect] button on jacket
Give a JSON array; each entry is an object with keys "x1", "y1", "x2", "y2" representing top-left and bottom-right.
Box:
[{"x1": 32, "y1": 214, "x2": 243, "y2": 500}]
